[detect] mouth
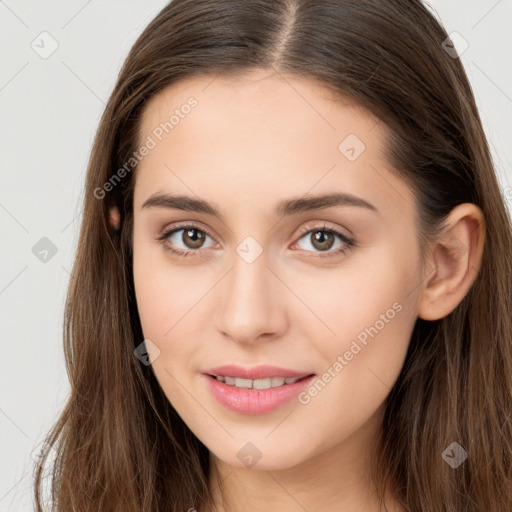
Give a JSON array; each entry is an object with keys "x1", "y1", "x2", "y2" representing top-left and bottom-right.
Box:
[
  {"x1": 204, "y1": 372, "x2": 317, "y2": 415},
  {"x1": 205, "y1": 373, "x2": 314, "y2": 390}
]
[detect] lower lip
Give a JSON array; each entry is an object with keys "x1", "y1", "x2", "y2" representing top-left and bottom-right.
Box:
[{"x1": 204, "y1": 374, "x2": 316, "y2": 415}]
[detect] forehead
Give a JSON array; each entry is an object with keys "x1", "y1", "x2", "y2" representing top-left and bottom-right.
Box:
[
  {"x1": 133, "y1": 70, "x2": 415, "y2": 220},
  {"x1": 138, "y1": 70, "x2": 375, "y2": 146}
]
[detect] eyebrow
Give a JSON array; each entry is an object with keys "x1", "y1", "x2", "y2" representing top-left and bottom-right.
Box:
[{"x1": 141, "y1": 192, "x2": 379, "y2": 219}]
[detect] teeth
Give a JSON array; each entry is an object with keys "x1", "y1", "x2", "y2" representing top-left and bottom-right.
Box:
[
  {"x1": 270, "y1": 377, "x2": 285, "y2": 388},
  {"x1": 214, "y1": 375, "x2": 303, "y2": 389},
  {"x1": 235, "y1": 378, "x2": 252, "y2": 388}
]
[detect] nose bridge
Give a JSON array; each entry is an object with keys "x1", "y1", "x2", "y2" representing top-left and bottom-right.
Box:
[{"x1": 215, "y1": 240, "x2": 286, "y2": 343}]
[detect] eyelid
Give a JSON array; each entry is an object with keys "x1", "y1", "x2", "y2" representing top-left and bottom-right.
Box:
[
  {"x1": 292, "y1": 220, "x2": 353, "y2": 241},
  {"x1": 160, "y1": 220, "x2": 351, "y2": 245},
  {"x1": 161, "y1": 220, "x2": 217, "y2": 242}
]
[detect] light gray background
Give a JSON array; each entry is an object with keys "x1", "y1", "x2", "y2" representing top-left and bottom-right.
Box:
[{"x1": 1, "y1": 1, "x2": 511, "y2": 510}]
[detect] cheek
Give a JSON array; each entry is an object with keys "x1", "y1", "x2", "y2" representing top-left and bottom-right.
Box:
[
  {"x1": 132, "y1": 236, "x2": 217, "y2": 394},
  {"x1": 133, "y1": 231, "x2": 202, "y2": 338},
  {"x1": 288, "y1": 245, "x2": 418, "y2": 386},
  {"x1": 290, "y1": 245, "x2": 414, "y2": 327},
  {"x1": 288, "y1": 259, "x2": 417, "y2": 452},
  {"x1": 132, "y1": 247, "x2": 206, "y2": 410}
]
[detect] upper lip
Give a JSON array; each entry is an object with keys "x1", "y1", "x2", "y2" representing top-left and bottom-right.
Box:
[{"x1": 203, "y1": 364, "x2": 315, "y2": 380}]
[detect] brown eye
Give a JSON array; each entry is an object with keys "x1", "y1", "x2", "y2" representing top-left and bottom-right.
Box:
[
  {"x1": 156, "y1": 224, "x2": 216, "y2": 258},
  {"x1": 293, "y1": 225, "x2": 355, "y2": 258},
  {"x1": 310, "y1": 230, "x2": 335, "y2": 251},
  {"x1": 182, "y1": 228, "x2": 206, "y2": 249}
]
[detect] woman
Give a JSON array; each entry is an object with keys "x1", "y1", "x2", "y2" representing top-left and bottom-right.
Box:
[{"x1": 34, "y1": 1, "x2": 512, "y2": 510}]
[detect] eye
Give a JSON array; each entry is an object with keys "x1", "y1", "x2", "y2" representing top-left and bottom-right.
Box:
[
  {"x1": 155, "y1": 223, "x2": 216, "y2": 258},
  {"x1": 155, "y1": 221, "x2": 356, "y2": 260},
  {"x1": 291, "y1": 222, "x2": 356, "y2": 258}
]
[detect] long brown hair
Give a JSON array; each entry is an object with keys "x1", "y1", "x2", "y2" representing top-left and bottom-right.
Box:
[{"x1": 34, "y1": 1, "x2": 512, "y2": 510}]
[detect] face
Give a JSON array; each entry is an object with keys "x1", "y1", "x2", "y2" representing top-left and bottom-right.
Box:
[{"x1": 132, "y1": 69, "x2": 422, "y2": 471}]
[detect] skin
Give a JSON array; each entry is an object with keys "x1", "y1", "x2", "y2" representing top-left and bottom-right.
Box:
[{"x1": 128, "y1": 69, "x2": 485, "y2": 512}]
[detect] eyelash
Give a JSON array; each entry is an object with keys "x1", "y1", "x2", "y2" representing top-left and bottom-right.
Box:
[{"x1": 155, "y1": 221, "x2": 356, "y2": 259}]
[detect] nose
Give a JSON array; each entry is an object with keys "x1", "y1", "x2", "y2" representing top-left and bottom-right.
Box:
[{"x1": 215, "y1": 248, "x2": 288, "y2": 345}]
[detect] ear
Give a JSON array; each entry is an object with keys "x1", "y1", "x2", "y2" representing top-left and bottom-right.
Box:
[
  {"x1": 109, "y1": 205, "x2": 121, "y2": 231},
  {"x1": 417, "y1": 203, "x2": 485, "y2": 321}
]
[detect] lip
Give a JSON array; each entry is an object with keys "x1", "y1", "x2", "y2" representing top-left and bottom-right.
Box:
[
  {"x1": 203, "y1": 364, "x2": 313, "y2": 380},
  {"x1": 202, "y1": 365, "x2": 316, "y2": 415}
]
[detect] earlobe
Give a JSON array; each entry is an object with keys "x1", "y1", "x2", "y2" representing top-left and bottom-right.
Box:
[
  {"x1": 417, "y1": 203, "x2": 485, "y2": 321},
  {"x1": 109, "y1": 205, "x2": 121, "y2": 231}
]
